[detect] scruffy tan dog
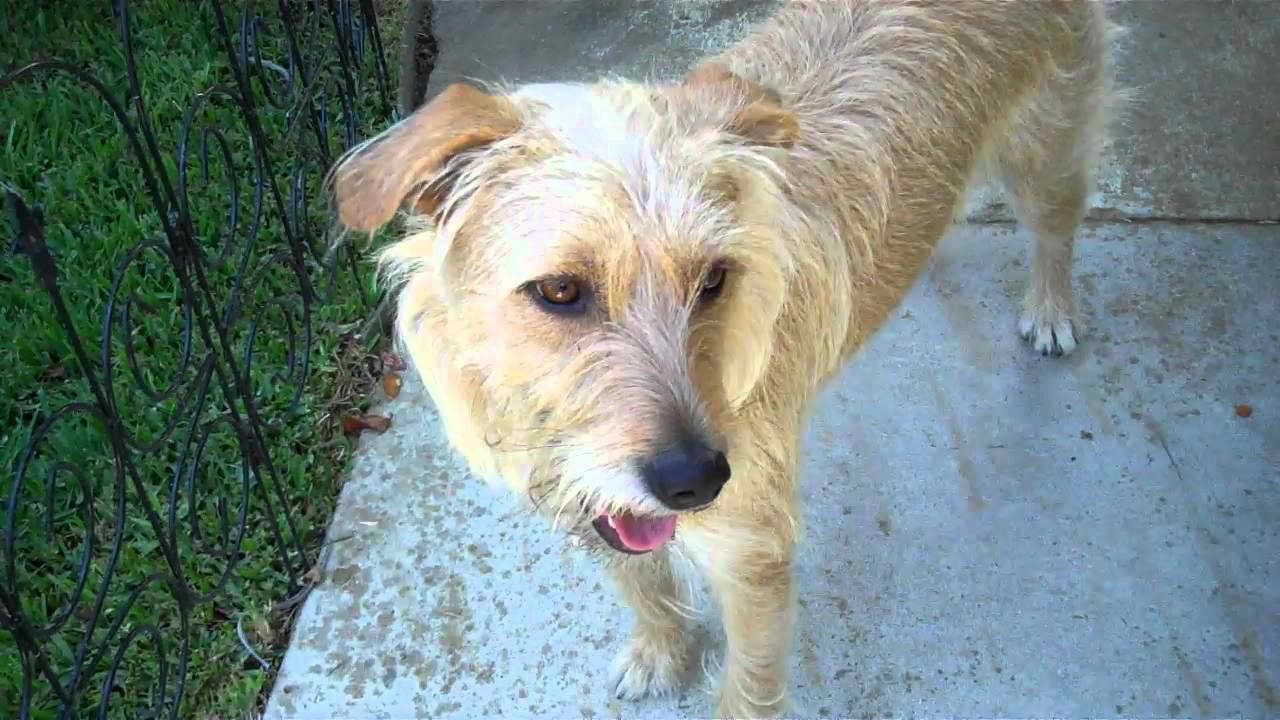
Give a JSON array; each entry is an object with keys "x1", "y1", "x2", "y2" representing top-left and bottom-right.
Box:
[{"x1": 332, "y1": 1, "x2": 1114, "y2": 716}]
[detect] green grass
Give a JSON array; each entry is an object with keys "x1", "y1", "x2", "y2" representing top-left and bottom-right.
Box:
[{"x1": 2, "y1": 2, "x2": 395, "y2": 718}]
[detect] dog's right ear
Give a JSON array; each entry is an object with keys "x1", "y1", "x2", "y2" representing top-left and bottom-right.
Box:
[
  {"x1": 683, "y1": 62, "x2": 798, "y2": 148},
  {"x1": 334, "y1": 83, "x2": 519, "y2": 232}
]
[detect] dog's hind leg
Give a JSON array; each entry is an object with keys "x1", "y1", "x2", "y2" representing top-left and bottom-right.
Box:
[
  {"x1": 1003, "y1": 156, "x2": 1089, "y2": 357},
  {"x1": 607, "y1": 550, "x2": 692, "y2": 699},
  {"x1": 996, "y1": 7, "x2": 1112, "y2": 356}
]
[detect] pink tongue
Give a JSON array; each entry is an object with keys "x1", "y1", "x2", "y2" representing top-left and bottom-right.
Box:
[{"x1": 608, "y1": 513, "x2": 677, "y2": 551}]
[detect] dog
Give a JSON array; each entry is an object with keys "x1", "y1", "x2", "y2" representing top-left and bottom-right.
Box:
[{"x1": 331, "y1": 1, "x2": 1115, "y2": 716}]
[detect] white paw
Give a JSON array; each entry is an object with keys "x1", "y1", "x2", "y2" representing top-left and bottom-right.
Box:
[
  {"x1": 609, "y1": 634, "x2": 684, "y2": 700},
  {"x1": 1019, "y1": 305, "x2": 1080, "y2": 357}
]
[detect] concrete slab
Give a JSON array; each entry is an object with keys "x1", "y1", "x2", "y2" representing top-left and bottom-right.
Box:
[
  {"x1": 1098, "y1": 0, "x2": 1280, "y2": 220},
  {"x1": 424, "y1": 0, "x2": 780, "y2": 93},
  {"x1": 266, "y1": 220, "x2": 1280, "y2": 719},
  {"x1": 423, "y1": 0, "x2": 1280, "y2": 221}
]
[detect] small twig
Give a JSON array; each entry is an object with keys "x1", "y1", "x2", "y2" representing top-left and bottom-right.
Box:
[
  {"x1": 318, "y1": 532, "x2": 355, "y2": 550},
  {"x1": 236, "y1": 615, "x2": 270, "y2": 672},
  {"x1": 268, "y1": 535, "x2": 355, "y2": 614},
  {"x1": 297, "y1": 533, "x2": 353, "y2": 589},
  {"x1": 271, "y1": 585, "x2": 313, "y2": 615}
]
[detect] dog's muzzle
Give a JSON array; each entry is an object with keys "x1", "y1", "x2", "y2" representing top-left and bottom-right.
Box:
[{"x1": 590, "y1": 441, "x2": 731, "y2": 554}]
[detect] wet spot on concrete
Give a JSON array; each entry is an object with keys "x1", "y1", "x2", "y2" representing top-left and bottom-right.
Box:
[{"x1": 876, "y1": 516, "x2": 892, "y2": 537}]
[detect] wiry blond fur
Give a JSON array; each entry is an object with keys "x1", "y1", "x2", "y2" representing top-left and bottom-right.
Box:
[{"x1": 330, "y1": 1, "x2": 1116, "y2": 716}]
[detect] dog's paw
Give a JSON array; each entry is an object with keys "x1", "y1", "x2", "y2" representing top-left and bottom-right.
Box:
[
  {"x1": 609, "y1": 632, "x2": 685, "y2": 700},
  {"x1": 1019, "y1": 305, "x2": 1080, "y2": 357}
]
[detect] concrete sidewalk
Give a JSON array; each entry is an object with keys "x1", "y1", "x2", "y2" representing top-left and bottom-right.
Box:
[{"x1": 266, "y1": 2, "x2": 1279, "y2": 718}]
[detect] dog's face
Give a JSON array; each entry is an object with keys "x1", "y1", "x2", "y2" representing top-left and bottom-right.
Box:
[{"x1": 334, "y1": 66, "x2": 798, "y2": 554}]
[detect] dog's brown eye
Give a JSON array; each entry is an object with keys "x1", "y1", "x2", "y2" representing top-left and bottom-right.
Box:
[
  {"x1": 700, "y1": 266, "x2": 726, "y2": 300},
  {"x1": 537, "y1": 277, "x2": 581, "y2": 305}
]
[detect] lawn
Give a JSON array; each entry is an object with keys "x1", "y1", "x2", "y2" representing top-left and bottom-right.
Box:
[{"x1": 1, "y1": 1, "x2": 398, "y2": 717}]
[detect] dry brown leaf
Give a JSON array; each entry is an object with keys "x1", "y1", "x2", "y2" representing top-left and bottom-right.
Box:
[
  {"x1": 1235, "y1": 404, "x2": 1253, "y2": 418},
  {"x1": 382, "y1": 372, "x2": 402, "y2": 399},
  {"x1": 342, "y1": 414, "x2": 392, "y2": 436},
  {"x1": 380, "y1": 349, "x2": 406, "y2": 372}
]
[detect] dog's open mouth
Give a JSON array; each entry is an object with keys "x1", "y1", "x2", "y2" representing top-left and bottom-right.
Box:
[{"x1": 591, "y1": 512, "x2": 677, "y2": 554}]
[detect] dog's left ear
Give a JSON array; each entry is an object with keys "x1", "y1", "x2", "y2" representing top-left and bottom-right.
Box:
[
  {"x1": 333, "y1": 82, "x2": 520, "y2": 232},
  {"x1": 683, "y1": 62, "x2": 799, "y2": 148}
]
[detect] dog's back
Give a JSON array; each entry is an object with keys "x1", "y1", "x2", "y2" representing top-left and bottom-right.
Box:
[{"x1": 704, "y1": 0, "x2": 1114, "y2": 363}]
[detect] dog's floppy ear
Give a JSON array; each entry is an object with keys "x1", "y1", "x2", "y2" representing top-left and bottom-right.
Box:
[
  {"x1": 334, "y1": 83, "x2": 519, "y2": 231},
  {"x1": 683, "y1": 62, "x2": 799, "y2": 148}
]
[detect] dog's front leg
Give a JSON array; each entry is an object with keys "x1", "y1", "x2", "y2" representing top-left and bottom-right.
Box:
[
  {"x1": 607, "y1": 549, "x2": 692, "y2": 699},
  {"x1": 709, "y1": 541, "x2": 794, "y2": 719}
]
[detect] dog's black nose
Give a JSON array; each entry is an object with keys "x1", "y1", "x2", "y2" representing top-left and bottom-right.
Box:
[{"x1": 640, "y1": 444, "x2": 731, "y2": 510}]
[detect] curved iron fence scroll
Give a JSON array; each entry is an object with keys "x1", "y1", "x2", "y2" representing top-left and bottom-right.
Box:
[{"x1": 2, "y1": 1, "x2": 393, "y2": 717}]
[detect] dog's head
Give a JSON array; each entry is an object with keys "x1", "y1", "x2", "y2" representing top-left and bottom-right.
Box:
[{"x1": 332, "y1": 65, "x2": 799, "y2": 554}]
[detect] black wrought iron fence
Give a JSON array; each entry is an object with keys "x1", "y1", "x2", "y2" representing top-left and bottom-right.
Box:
[{"x1": 1, "y1": 1, "x2": 394, "y2": 717}]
